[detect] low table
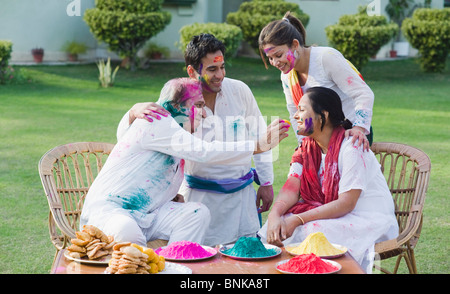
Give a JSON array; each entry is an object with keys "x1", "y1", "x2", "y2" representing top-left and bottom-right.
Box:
[{"x1": 51, "y1": 247, "x2": 365, "y2": 274}]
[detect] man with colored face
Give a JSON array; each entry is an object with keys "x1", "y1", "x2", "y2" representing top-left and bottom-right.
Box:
[{"x1": 119, "y1": 34, "x2": 277, "y2": 246}]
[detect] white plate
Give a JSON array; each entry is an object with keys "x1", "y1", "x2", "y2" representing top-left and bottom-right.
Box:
[
  {"x1": 104, "y1": 262, "x2": 192, "y2": 274},
  {"x1": 285, "y1": 243, "x2": 347, "y2": 259},
  {"x1": 64, "y1": 250, "x2": 111, "y2": 265},
  {"x1": 159, "y1": 262, "x2": 192, "y2": 274},
  {"x1": 156, "y1": 245, "x2": 217, "y2": 261},
  {"x1": 219, "y1": 243, "x2": 282, "y2": 260},
  {"x1": 275, "y1": 258, "x2": 342, "y2": 274}
]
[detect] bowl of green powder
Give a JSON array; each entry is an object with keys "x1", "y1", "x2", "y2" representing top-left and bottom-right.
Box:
[{"x1": 219, "y1": 236, "x2": 281, "y2": 260}]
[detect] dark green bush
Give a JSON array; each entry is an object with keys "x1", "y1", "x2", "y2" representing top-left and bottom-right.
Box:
[
  {"x1": 179, "y1": 22, "x2": 243, "y2": 60},
  {"x1": 0, "y1": 40, "x2": 13, "y2": 84},
  {"x1": 226, "y1": 0, "x2": 309, "y2": 54},
  {"x1": 325, "y1": 14, "x2": 397, "y2": 70},
  {"x1": 84, "y1": 0, "x2": 171, "y2": 71},
  {"x1": 402, "y1": 8, "x2": 450, "y2": 73}
]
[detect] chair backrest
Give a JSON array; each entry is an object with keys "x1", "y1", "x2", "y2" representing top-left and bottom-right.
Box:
[
  {"x1": 371, "y1": 142, "x2": 431, "y2": 247},
  {"x1": 39, "y1": 142, "x2": 114, "y2": 249}
]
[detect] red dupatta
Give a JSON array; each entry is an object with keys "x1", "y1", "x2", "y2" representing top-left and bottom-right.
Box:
[{"x1": 286, "y1": 126, "x2": 346, "y2": 214}]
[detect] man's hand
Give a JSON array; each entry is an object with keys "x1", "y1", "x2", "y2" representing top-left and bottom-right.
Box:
[
  {"x1": 129, "y1": 102, "x2": 170, "y2": 124},
  {"x1": 256, "y1": 185, "x2": 274, "y2": 213},
  {"x1": 255, "y1": 119, "x2": 290, "y2": 154}
]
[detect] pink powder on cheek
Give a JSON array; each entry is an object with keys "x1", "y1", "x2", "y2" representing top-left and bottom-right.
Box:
[
  {"x1": 155, "y1": 241, "x2": 215, "y2": 259},
  {"x1": 285, "y1": 49, "x2": 296, "y2": 73}
]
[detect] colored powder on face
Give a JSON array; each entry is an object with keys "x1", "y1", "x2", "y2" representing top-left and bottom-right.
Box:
[
  {"x1": 213, "y1": 55, "x2": 224, "y2": 63},
  {"x1": 155, "y1": 241, "x2": 215, "y2": 260},
  {"x1": 286, "y1": 232, "x2": 345, "y2": 256},
  {"x1": 264, "y1": 46, "x2": 275, "y2": 54},
  {"x1": 277, "y1": 253, "x2": 338, "y2": 274},
  {"x1": 222, "y1": 236, "x2": 277, "y2": 258},
  {"x1": 304, "y1": 117, "x2": 314, "y2": 135},
  {"x1": 285, "y1": 49, "x2": 296, "y2": 73}
]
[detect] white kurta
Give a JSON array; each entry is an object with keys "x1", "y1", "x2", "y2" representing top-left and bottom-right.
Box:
[
  {"x1": 181, "y1": 77, "x2": 274, "y2": 246},
  {"x1": 258, "y1": 138, "x2": 399, "y2": 273},
  {"x1": 81, "y1": 115, "x2": 255, "y2": 245},
  {"x1": 281, "y1": 46, "x2": 375, "y2": 142}
]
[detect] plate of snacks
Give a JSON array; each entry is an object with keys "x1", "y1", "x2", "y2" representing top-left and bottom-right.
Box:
[
  {"x1": 64, "y1": 225, "x2": 116, "y2": 264},
  {"x1": 104, "y1": 242, "x2": 192, "y2": 274}
]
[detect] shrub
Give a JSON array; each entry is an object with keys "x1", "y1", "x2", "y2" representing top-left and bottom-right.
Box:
[
  {"x1": 84, "y1": 0, "x2": 171, "y2": 71},
  {"x1": 179, "y1": 22, "x2": 243, "y2": 60},
  {"x1": 402, "y1": 8, "x2": 450, "y2": 73},
  {"x1": 0, "y1": 40, "x2": 13, "y2": 84},
  {"x1": 97, "y1": 58, "x2": 119, "y2": 88},
  {"x1": 325, "y1": 13, "x2": 398, "y2": 70},
  {"x1": 226, "y1": 0, "x2": 309, "y2": 54}
]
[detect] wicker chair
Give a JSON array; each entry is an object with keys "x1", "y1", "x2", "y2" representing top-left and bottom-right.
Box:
[
  {"x1": 39, "y1": 142, "x2": 169, "y2": 267},
  {"x1": 39, "y1": 142, "x2": 115, "y2": 265},
  {"x1": 371, "y1": 142, "x2": 431, "y2": 274}
]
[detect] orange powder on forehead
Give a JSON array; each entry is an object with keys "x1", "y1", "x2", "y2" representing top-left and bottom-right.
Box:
[{"x1": 213, "y1": 55, "x2": 223, "y2": 63}]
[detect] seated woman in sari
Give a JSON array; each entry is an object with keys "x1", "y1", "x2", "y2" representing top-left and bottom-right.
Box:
[{"x1": 258, "y1": 87, "x2": 398, "y2": 273}]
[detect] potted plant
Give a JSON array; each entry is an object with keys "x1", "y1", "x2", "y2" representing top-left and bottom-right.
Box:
[
  {"x1": 143, "y1": 42, "x2": 170, "y2": 60},
  {"x1": 63, "y1": 41, "x2": 87, "y2": 61},
  {"x1": 385, "y1": 0, "x2": 416, "y2": 57},
  {"x1": 31, "y1": 47, "x2": 44, "y2": 63}
]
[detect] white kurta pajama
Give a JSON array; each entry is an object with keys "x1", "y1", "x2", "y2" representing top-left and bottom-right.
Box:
[
  {"x1": 117, "y1": 77, "x2": 274, "y2": 247},
  {"x1": 181, "y1": 78, "x2": 274, "y2": 246},
  {"x1": 258, "y1": 139, "x2": 399, "y2": 273},
  {"x1": 81, "y1": 115, "x2": 256, "y2": 246}
]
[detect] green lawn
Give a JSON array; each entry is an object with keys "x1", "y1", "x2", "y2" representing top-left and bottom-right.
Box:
[{"x1": 0, "y1": 57, "x2": 448, "y2": 274}]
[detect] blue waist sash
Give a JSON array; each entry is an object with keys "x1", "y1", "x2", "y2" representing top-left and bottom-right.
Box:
[{"x1": 184, "y1": 168, "x2": 260, "y2": 194}]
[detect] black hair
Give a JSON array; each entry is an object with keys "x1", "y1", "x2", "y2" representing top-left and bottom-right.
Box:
[
  {"x1": 305, "y1": 87, "x2": 353, "y2": 130},
  {"x1": 258, "y1": 11, "x2": 307, "y2": 68},
  {"x1": 184, "y1": 33, "x2": 226, "y2": 73}
]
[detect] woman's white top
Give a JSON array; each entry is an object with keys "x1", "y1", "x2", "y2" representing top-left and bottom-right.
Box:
[{"x1": 281, "y1": 46, "x2": 375, "y2": 142}]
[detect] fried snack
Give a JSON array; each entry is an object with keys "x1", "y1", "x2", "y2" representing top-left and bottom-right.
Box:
[
  {"x1": 105, "y1": 244, "x2": 165, "y2": 274},
  {"x1": 67, "y1": 225, "x2": 116, "y2": 260}
]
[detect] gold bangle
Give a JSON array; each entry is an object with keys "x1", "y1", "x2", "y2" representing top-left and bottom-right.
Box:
[{"x1": 295, "y1": 214, "x2": 305, "y2": 225}]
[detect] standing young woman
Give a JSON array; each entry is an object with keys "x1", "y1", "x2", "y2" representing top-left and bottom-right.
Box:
[
  {"x1": 259, "y1": 11, "x2": 374, "y2": 150},
  {"x1": 258, "y1": 87, "x2": 398, "y2": 273}
]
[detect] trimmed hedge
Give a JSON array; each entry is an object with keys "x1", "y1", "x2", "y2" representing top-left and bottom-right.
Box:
[
  {"x1": 402, "y1": 8, "x2": 450, "y2": 73},
  {"x1": 325, "y1": 14, "x2": 397, "y2": 70},
  {"x1": 0, "y1": 40, "x2": 13, "y2": 84},
  {"x1": 226, "y1": 0, "x2": 309, "y2": 54},
  {"x1": 179, "y1": 22, "x2": 243, "y2": 60},
  {"x1": 84, "y1": 0, "x2": 171, "y2": 71}
]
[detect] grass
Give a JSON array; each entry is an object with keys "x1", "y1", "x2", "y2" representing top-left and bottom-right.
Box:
[{"x1": 0, "y1": 57, "x2": 448, "y2": 274}]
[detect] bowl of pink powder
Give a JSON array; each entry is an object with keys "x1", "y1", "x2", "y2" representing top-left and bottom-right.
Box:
[{"x1": 155, "y1": 241, "x2": 217, "y2": 261}]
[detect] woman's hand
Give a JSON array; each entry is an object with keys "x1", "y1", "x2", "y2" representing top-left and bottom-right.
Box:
[
  {"x1": 129, "y1": 102, "x2": 170, "y2": 124},
  {"x1": 345, "y1": 126, "x2": 369, "y2": 151},
  {"x1": 266, "y1": 213, "x2": 285, "y2": 247}
]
